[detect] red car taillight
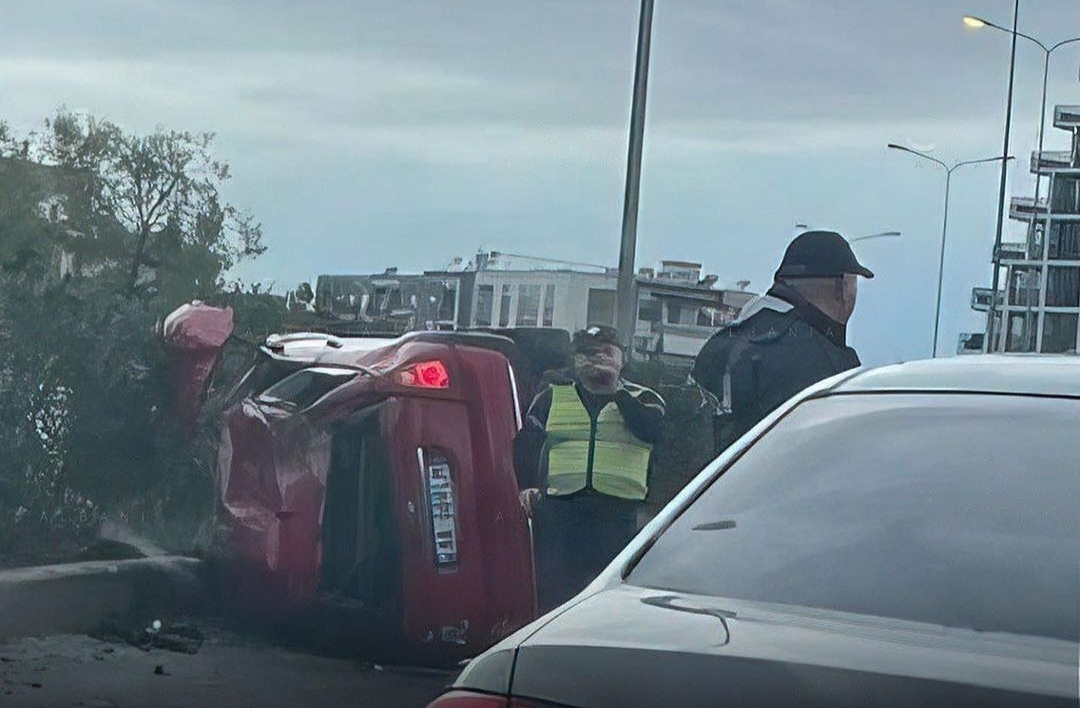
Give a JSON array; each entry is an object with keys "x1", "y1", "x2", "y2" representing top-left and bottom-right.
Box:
[
  {"x1": 425, "y1": 690, "x2": 557, "y2": 708},
  {"x1": 426, "y1": 690, "x2": 508, "y2": 708},
  {"x1": 426, "y1": 692, "x2": 559, "y2": 708},
  {"x1": 397, "y1": 360, "x2": 450, "y2": 388}
]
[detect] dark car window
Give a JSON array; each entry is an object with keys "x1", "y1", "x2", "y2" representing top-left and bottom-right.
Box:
[
  {"x1": 629, "y1": 393, "x2": 1080, "y2": 642},
  {"x1": 257, "y1": 367, "x2": 358, "y2": 410}
]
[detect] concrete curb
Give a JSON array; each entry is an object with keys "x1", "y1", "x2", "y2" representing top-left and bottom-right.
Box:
[{"x1": 0, "y1": 556, "x2": 204, "y2": 640}]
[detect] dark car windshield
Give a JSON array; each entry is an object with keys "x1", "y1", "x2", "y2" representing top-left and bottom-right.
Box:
[
  {"x1": 257, "y1": 367, "x2": 359, "y2": 410},
  {"x1": 628, "y1": 393, "x2": 1080, "y2": 642}
]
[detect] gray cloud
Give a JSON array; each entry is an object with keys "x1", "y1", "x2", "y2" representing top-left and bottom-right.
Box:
[{"x1": 2, "y1": 0, "x2": 1078, "y2": 365}]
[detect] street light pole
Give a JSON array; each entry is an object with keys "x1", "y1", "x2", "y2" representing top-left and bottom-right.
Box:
[
  {"x1": 968, "y1": 0, "x2": 1020, "y2": 353},
  {"x1": 615, "y1": 0, "x2": 656, "y2": 353},
  {"x1": 936, "y1": 172, "x2": 954, "y2": 358},
  {"x1": 888, "y1": 143, "x2": 1013, "y2": 357}
]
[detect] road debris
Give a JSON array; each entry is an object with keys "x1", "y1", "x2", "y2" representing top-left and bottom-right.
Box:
[{"x1": 93, "y1": 617, "x2": 206, "y2": 655}]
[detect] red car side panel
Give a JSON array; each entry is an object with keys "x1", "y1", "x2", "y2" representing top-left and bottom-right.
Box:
[
  {"x1": 218, "y1": 338, "x2": 536, "y2": 656},
  {"x1": 388, "y1": 346, "x2": 535, "y2": 653}
]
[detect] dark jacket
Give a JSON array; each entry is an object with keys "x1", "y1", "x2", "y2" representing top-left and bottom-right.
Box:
[
  {"x1": 513, "y1": 370, "x2": 665, "y2": 494},
  {"x1": 691, "y1": 281, "x2": 861, "y2": 454}
]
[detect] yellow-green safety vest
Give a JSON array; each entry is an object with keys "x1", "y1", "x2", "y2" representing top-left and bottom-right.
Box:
[{"x1": 543, "y1": 384, "x2": 652, "y2": 501}]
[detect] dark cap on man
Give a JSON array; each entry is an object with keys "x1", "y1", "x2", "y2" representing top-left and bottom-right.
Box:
[
  {"x1": 572, "y1": 325, "x2": 621, "y2": 353},
  {"x1": 774, "y1": 230, "x2": 874, "y2": 281}
]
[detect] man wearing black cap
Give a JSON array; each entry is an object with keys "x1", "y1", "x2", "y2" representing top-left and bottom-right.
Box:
[
  {"x1": 692, "y1": 230, "x2": 873, "y2": 455},
  {"x1": 514, "y1": 325, "x2": 665, "y2": 610}
]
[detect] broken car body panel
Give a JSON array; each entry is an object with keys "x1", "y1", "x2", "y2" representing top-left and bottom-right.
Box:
[
  {"x1": 162, "y1": 302, "x2": 235, "y2": 434},
  {"x1": 216, "y1": 331, "x2": 539, "y2": 658}
]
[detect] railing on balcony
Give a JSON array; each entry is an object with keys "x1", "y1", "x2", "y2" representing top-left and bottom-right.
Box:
[
  {"x1": 997, "y1": 242, "x2": 1029, "y2": 262},
  {"x1": 1031, "y1": 150, "x2": 1077, "y2": 173},
  {"x1": 1054, "y1": 105, "x2": 1080, "y2": 130},
  {"x1": 970, "y1": 287, "x2": 1003, "y2": 312},
  {"x1": 957, "y1": 332, "x2": 985, "y2": 355},
  {"x1": 1009, "y1": 196, "x2": 1049, "y2": 221}
]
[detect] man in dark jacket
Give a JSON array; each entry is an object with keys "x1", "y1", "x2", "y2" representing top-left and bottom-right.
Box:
[
  {"x1": 692, "y1": 230, "x2": 872, "y2": 455},
  {"x1": 515, "y1": 325, "x2": 665, "y2": 610}
]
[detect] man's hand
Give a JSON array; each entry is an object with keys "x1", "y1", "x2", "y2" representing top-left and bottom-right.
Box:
[{"x1": 519, "y1": 488, "x2": 542, "y2": 517}]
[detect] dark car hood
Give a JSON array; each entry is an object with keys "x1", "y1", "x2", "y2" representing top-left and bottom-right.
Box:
[{"x1": 494, "y1": 584, "x2": 1077, "y2": 708}]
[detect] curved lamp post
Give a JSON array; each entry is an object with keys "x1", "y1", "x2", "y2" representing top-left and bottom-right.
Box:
[
  {"x1": 963, "y1": 16, "x2": 1080, "y2": 201},
  {"x1": 793, "y1": 224, "x2": 902, "y2": 243},
  {"x1": 850, "y1": 231, "x2": 902, "y2": 244},
  {"x1": 888, "y1": 143, "x2": 1014, "y2": 358}
]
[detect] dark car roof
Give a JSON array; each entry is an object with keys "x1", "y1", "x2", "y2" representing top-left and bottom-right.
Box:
[{"x1": 826, "y1": 355, "x2": 1080, "y2": 398}]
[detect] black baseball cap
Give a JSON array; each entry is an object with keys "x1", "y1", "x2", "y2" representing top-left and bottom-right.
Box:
[
  {"x1": 774, "y1": 230, "x2": 874, "y2": 280},
  {"x1": 572, "y1": 325, "x2": 621, "y2": 353}
]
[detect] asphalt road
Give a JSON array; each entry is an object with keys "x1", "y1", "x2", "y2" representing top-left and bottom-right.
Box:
[{"x1": 0, "y1": 627, "x2": 453, "y2": 708}]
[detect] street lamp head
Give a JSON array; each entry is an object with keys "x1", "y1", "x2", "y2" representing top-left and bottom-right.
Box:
[
  {"x1": 962, "y1": 15, "x2": 988, "y2": 28},
  {"x1": 887, "y1": 143, "x2": 928, "y2": 157},
  {"x1": 851, "y1": 231, "x2": 902, "y2": 244}
]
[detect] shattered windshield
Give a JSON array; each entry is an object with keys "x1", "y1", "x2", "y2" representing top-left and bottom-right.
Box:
[{"x1": 257, "y1": 367, "x2": 360, "y2": 411}]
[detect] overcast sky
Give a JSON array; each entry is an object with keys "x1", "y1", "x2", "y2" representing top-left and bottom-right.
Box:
[{"x1": 3, "y1": 0, "x2": 1079, "y2": 365}]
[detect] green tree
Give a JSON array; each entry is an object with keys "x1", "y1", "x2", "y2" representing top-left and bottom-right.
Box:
[
  {"x1": 36, "y1": 108, "x2": 265, "y2": 296},
  {"x1": 0, "y1": 111, "x2": 277, "y2": 562}
]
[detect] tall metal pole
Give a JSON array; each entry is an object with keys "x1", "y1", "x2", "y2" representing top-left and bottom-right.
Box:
[
  {"x1": 615, "y1": 0, "x2": 655, "y2": 352},
  {"x1": 984, "y1": 0, "x2": 1020, "y2": 353},
  {"x1": 889, "y1": 143, "x2": 1010, "y2": 357},
  {"x1": 1033, "y1": 51, "x2": 1051, "y2": 204},
  {"x1": 932, "y1": 171, "x2": 953, "y2": 358}
]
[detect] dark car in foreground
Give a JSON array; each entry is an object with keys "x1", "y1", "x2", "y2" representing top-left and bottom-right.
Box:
[{"x1": 429, "y1": 356, "x2": 1080, "y2": 708}]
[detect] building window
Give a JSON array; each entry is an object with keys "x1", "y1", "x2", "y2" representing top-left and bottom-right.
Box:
[
  {"x1": 1049, "y1": 222, "x2": 1080, "y2": 260},
  {"x1": 543, "y1": 284, "x2": 556, "y2": 326},
  {"x1": 1042, "y1": 313, "x2": 1079, "y2": 353},
  {"x1": 474, "y1": 285, "x2": 494, "y2": 326},
  {"x1": 499, "y1": 284, "x2": 513, "y2": 327},
  {"x1": 438, "y1": 284, "x2": 457, "y2": 323},
  {"x1": 516, "y1": 284, "x2": 542, "y2": 326},
  {"x1": 638, "y1": 298, "x2": 661, "y2": 323},
  {"x1": 586, "y1": 289, "x2": 616, "y2": 327},
  {"x1": 372, "y1": 286, "x2": 403, "y2": 316},
  {"x1": 1046, "y1": 267, "x2": 1080, "y2": 307},
  {"x1": 666, "y1": 304, "x2": 691, "y2": 325},
  {"x1": 1005, "y1": 313, "x2": 1039, "y2": 353}
]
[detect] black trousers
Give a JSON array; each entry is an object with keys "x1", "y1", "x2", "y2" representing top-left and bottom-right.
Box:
[{"x1": 532, "y1": 494, "x2": 640, "y2": 612}]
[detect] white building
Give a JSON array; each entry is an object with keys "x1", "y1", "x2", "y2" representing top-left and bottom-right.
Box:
[
  {"x1": 465, "y1": 254, "x2": 754, "y2": 362},
  {"x1": 311, "y1": 251, "x2": 755, "y2": 362}
]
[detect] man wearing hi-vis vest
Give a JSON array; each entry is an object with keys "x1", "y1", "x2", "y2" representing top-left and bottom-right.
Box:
[{"x1": 514, "y1": 325, "x2": 665, "y2": 611}]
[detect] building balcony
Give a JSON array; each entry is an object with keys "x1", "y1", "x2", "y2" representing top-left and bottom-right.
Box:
[
  {"x1": 957, "y1": 332, "x2": 984, "y2": 355},
  {"x1": 970, "y1": 287, "x2": 1002, "y2": 312},
  {"x1": 1054, "y1": 105, "x2": 1080, "y2": 130},
  {"x1": 996, "y1": 242, "x2": 1029, "y2": 263},
  {"x1": 1031, "y1": 150, "x2": 1078, "y2": 174},
  {"x1": 1009, "y1": 196, "x2": 1049, "y2": 222}
]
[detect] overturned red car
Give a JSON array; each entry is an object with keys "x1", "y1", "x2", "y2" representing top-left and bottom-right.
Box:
[{"x1": 211, "y1": 327, "x2": 566, "y2": 660}]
